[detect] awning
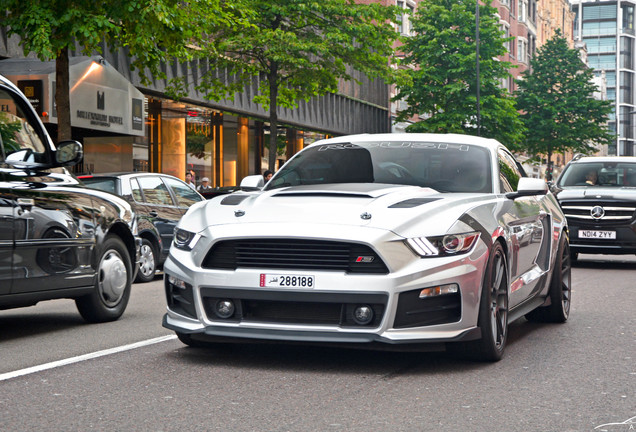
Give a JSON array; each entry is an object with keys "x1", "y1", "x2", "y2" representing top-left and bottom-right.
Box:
[{"x1": 0, "y1": 56, "x2": 145, "y2": 136}]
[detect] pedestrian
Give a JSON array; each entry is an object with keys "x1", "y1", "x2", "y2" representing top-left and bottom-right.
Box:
[
  {"x1": 185, "y1": 171, "x2": 196, "y2": 190},
  {"x1": 197, "y1": 177, "x2": 214, "y2": 193},
  {"x1": 263, "y1": 170, "x2": 273, "y2": 182}
]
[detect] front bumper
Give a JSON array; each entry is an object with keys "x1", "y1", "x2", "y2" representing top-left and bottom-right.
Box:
[{"x1": 162, "y1": 225, "x2": 490, "y2": 349}]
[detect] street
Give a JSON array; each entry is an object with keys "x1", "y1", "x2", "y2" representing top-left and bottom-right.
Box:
[{"x1": 0, "y1": 255, "x2": 634, "y2": 432}]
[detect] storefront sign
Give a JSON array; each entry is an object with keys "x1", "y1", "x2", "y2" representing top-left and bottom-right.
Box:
[{"x1": 17, "y1": 80, "x2": 43, "y2": 115}]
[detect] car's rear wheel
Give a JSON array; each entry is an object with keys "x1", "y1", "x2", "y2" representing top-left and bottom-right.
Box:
[
  {"x1": 526, "y1": 233, "x2": 571, "y2": 323},
  {"x1": 135, "y1": 238, "x2": 157, "y2": 283},
  {"x1": 461, "y1": 242, "x2": 509, "y2": 362},
  {"x1": 76, "y1": 235, "x2": 132, "y2": 322}
]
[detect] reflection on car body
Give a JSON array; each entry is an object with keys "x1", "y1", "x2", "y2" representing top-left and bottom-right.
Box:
[{"x1": 163, "y1": 133, "x2": 571, "y2": 361}]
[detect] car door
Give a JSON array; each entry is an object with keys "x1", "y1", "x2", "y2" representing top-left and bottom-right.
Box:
[
  {"x1": 498, "y1": 148, "x2": 549, "y2": 308},
  {"x1": 0, "y1": 193, "x2": 14, "y2": 295},
  {"x1": 136, "y1": 175, "x2": 183, "y2": 258},
  {"x1": 0, "y1": 85, "x2": 96, "y2": 294}
]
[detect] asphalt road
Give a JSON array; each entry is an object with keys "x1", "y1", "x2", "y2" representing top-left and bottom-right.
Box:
[{"x1": 0, "y1": 256, "x2": 634, "y2": 432}]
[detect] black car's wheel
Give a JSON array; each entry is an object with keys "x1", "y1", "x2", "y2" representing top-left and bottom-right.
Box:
[
  {"x1": 135, "y1": 238, "x2": 157, "y2": 283},
  {"x1": 76, "y1": 235, "x2": 132, "y2": 323},
  {"x1": 463, "y1": 241, "x2": 509, "y2": 362},
  {"x1": 526, "y1": 234, "x2": 571, "y2": 323}
]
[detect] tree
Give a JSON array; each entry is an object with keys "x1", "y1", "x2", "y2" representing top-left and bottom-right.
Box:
[
  {"x1": 394, "y1": 0, "x2": 525, "y2": 148},
  {"x1": 3, "y1": 0, "x2": 227, "y2": 142},
  {"x1": 515, "y1": 30, "x2": 613, "y2": 165},
  {"x1": 195, "y1": 0, "x2": 400, "y2": 171}
]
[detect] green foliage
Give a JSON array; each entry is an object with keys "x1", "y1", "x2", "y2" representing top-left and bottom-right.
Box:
[
  {"x1": 515, "y1": 30, "x2": 614, "y2": 161},
  {"x1": 394, "y1": 0, "x2": 525, "y2": 148},
  {"x1": 0, "y1": 112, "x2": 21, "y2": 154},
  {"x1": 195, "y1": 0, "x2": 401, "y2": 170}
]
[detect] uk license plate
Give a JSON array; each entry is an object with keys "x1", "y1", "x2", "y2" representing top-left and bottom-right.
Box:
[
  {"x1": 578, "y1": 230, "x2": 616, "y2": 239},
  {"x1": 260, "y1": 274, "x2": 315, "y2": 288}
]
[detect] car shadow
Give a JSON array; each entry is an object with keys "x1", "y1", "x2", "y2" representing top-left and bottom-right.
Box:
[
  {"x1": 0, "y1": 312, "x2": 85, "y2": 342},
  {"x1": 165, "y1": 317, "x2": 556, "y2": 375}
]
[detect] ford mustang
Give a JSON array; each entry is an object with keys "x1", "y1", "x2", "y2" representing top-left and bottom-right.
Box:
[{"x1": 162, "y1": 133, "x2": 571, "y2": 361}]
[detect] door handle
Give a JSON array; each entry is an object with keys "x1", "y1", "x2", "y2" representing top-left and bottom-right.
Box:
[{"x1": 148, "y1": 211, "x2": 158, "y2": 217}]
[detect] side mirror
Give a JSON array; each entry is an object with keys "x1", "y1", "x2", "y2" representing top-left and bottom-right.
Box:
[
  {"x1": 55, "y1": 140, "x2": 83, "y2": 167},
  {"x1": 240, "y1": 174, "x2": 264, "y2": 191},
  {"x1": 505, "y1": 177, "x2": 548, "y2": 200}
]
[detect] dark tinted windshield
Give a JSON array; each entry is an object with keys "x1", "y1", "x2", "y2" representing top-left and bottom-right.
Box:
[
  {"x1": 80, "y1": 177, "x2": 117, "y2": 194},
  {"x1": 558, "y1": 162, "x2": 636, "y2": 187},
  {"x1": 266, "y1": 141, "x2": 492, "y2": 193}
]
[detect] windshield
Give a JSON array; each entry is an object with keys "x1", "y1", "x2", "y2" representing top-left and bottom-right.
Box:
[
  {"x1": 80, "y1": 177, "x2": 117, "y2": 194},
  {"x1": 265, "y1": 141, "x2": 492, "y2": 193},
  {"x1": 558, "y1": 162, "x2": 636, "y2": 187}
]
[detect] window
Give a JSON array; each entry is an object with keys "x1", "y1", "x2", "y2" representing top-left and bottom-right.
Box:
[
  {"x1": 0, "y1": 89, "x2": 49, "y2": 165},
  {"x1": 137, "y1": 176, "x2": 174, "y2": 206},
  {"x1": 498, "y1": 149, "x2": 524, "y2": 193},
  {"x1": 517, "y1": 38, "x2": 528, "y2": 63},
  {"x1": 501, "y1": 23, "x2": 511, "y2": 53},
  {"x1": 396, "y1": 0, "x2": 415, "y2": 36},
  {"x1": 163, "y1": 177, "x2": 203, "y2": 208},
  {"x1": 519, "y1": 0, "x2": 528, "y2": 23},
  {"x1": 585, "y1": 37, "x2": 616, "y2": 54}
]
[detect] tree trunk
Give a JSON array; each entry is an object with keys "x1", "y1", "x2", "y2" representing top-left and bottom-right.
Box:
[
  {"x1": 268, "y1": 65, "x2": 278, "y2": 172},
  {"x1": 55, "y1": 49, "x2": 72, "y2": 142}
]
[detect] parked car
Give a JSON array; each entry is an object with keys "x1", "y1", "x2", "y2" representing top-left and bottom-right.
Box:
[
  {"x1": 0, "y1": 74, "x2": 140, "y2": 322},
  {"x1": 552, "y1": 154, "x2": 636, "y2": 260},
  {"x1": 78, "y1": 172, "x2": 205, "y2": 282},
  {"x1": 162, "y1": 133, "x2": 571, "y2": 361}
]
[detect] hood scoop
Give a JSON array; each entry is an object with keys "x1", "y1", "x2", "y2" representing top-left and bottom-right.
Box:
[
  {"x1": 273, "y1": 192, "x2": 373, "y2": 199},
  {"x1": 389, "y1": 197, "x2": 441, "y2": 208},
  {"x1": 221, "y1": 194, "x2": 250, "y2": 205}
]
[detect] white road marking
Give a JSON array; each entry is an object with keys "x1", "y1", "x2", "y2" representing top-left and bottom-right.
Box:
[{"x1": 0, "y1": 334, "x2": 177, "y2": 382}]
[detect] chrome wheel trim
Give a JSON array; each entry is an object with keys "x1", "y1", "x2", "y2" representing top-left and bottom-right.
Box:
[
  {"x1": 98, "y1": 249, "x2": 128, "y2": 307},
  {"x1": 489, "y1": 252, "x2": 508, "y2": 349},
  {"x1": 138, "y1": 243, "x2": 156, "y2": 277}
]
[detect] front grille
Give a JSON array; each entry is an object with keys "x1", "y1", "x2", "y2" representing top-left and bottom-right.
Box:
[
  {"x1": 202, "y1": 239, "x2": 389, "y2": 274},
  {"x1": 200, "y1": 288, "x2": 387, "y2": 327},
  {"x1": 560, "y1": 200, "x2": 636, "y2": 223}
]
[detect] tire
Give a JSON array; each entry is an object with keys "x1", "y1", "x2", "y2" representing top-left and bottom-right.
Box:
[
  {"x1": 461, "y1": 242, "x2": 509, "y2": 362},
  {"x1": 135, "y1": 238, "x2": 157, "y2": 283},
  {"x1": 526, "y1": 234, "x2": 571, "y2": 323},
  {"x1": 76, "y1": 235, "x2": 132, "y2": 323}
]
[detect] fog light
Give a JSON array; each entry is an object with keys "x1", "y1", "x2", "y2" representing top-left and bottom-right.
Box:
[
  {"x1": 168, "y1": 275, "x2": 186, "y2": 289},
  {"x1": 419, "y1": 283, "x2": 459, "y2": 298},
  {"x1": 214, "y1": 299, "x2": 235, "y2": 319},
  {"x1": 353, "y1": 305, "x2": 374, "y2": 325}
]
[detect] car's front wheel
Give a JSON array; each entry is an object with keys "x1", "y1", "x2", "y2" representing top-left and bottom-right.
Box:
[
  {"x1": 526, "y1": 233, "x2": 571, "y2": 323},
  {"x1": 76, "y1": 235, "x2": 132, "y2": 322},
  {"x1": 461, "y1": 241, "x2": 509, "y2": 362},
  {"x1": 135, "y1": 238, "x2": 157, "y2": 283}
]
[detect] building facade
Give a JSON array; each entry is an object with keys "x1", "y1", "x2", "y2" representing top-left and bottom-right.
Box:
[
  {"x1": 0, "y1": 25, "x2": 391, "y2": 187},
  {"x1": 572, "y1": 0, "x2": 636, "y2": 156}
]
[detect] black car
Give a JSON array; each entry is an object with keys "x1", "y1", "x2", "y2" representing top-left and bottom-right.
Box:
[
  {"x1": 553, "y1": 155, "x2": 636, "y2": 260},
  {"x1": 78, "y1": 172, "x2": 205, "y2": 282},
  {"x1": 0, "y1": 74, "x2": 140, "y2": 322}
]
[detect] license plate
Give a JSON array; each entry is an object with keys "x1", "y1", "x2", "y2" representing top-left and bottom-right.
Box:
[
  {"x1": 578, "y1": 230, "x2": 616, "y2": 239},
  {"x1": 260, "y1": 274, "x2": 315, "y2": 288}
]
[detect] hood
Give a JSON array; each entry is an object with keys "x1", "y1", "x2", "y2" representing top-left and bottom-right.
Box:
[
  {"x1": 556, "y1": 186, "x2": 636, "y2": 201},
  {"x1": 187, "y1": 183, "x2": 493, "y2": 238}
]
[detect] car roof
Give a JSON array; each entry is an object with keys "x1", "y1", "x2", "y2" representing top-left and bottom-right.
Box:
[
  {"x1": 307, "y1": 133, "x2": 504, "y2": 151},
  {"x1": 570, "y1": 156, "x2": 636, "y2": 163}
]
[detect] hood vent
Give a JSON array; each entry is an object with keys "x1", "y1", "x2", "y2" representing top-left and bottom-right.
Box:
[
  {"x1": 389, "y1": 197, "x2": 441, "y2": 208},
  {"x1": 221, "y1": 194, "x2": 250, "y2": 205}
]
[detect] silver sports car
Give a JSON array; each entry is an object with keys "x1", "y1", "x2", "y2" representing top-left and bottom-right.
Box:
[{"x1": 163, "y1": 133, "x2": 571, "y2": 361}]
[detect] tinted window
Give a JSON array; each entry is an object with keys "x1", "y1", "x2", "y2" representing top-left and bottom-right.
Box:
[
  {"x1": 266, "y1": 141, "x2": 492, "y2": 193},
  {"x1": 0, "y1": 88, "x2": 49, "y2": 164},
  {"x1": 130, "y1": 178, "x2": 143, "y2": 202},
  {"x1": 137, "y1": 176, "x2": 174, "y2": 206},
  {"x1": 81, "y1": 177, "x2": 117, "y2": 194},
  {"x1": 558, "y1": 162, "x2": 636, "y2": 187},
  {"x1": 498, "y1": 149, "x2": 523, "y2": 192},
  {"x1": 163, "y1": 177, "x2": 203, "y2": 207}
]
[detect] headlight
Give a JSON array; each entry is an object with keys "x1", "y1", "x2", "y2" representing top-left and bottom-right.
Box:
[
  {"x1": 406, "y1": 232, "x2": 480, "y2": 257},
  {"x1": 173, "y1": 228, "x2": 200, "y2": 251}
]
